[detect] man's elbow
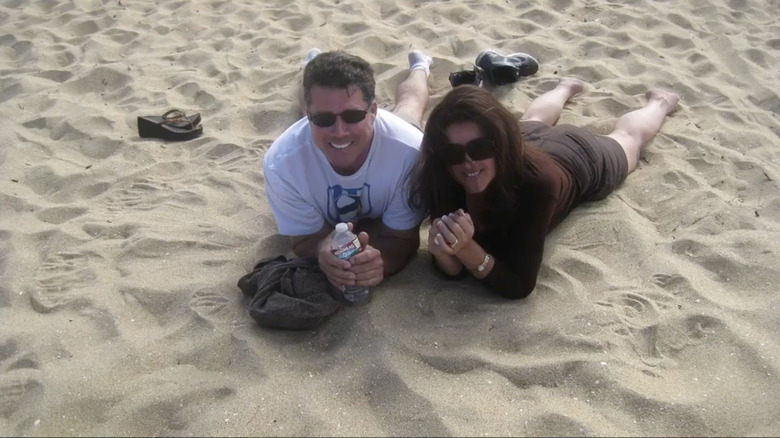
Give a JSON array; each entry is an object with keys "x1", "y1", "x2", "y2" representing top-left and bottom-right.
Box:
[
  {"x1": 290, "y1": 237, "x2": 318, "y2": 259},
  {"x1": 382, "y1": 240, "x2": 420, "y2": 277},
  {"x1": 382, "y1": 249, "x2": 417, "y2": 277},
  {"x1": 291, "y1": 246, "x2": 308, "y2": 258}
]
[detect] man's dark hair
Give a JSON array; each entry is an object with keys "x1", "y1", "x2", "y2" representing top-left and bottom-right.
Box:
[{"x1": 303, "y1": 51, "x2": 376, "y2": 106}]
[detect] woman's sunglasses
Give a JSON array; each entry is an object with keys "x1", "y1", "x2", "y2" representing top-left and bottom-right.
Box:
[
  {"x1": 439, "y1": 138, "x2": 495, "y2": 165},
  {"x1": 308, "y1": 109, "x2": 369, "y2": 128}
]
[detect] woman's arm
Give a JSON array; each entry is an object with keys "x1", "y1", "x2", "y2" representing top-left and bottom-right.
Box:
[
  {"x1": 479, "y1": 235, "x2": 545, "y2": 299},
  {"x1": 439, "y1": 197, "x2": 555, "y2": 299},
  {"x1": 478, "y1": 196, "x2": 555, "y2": 298}
]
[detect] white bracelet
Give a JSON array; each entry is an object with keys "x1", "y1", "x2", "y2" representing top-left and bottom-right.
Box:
[{"x1": 473, "y1": 253, "x2": 490, "y2": 272}]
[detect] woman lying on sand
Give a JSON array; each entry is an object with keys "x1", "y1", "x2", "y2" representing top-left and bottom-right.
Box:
[{"x1": 409, "y1": 78, "x2": 679, "y2": 298}]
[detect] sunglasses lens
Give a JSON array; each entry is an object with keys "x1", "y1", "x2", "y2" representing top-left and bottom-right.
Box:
[
  {"x1": 440, "y1": 145, "x2": 467, "y2": 165},
  {"x1": 341, "y1": 110, "x2": 368, "y2": 123},
  {"x1": 309, "y1": 110, "x2": 368, "y2": 127},
  {"x1": 440, "y1": 138, "x2": 494, "y2": 165},
  {"x1": 465, "y1": 138, "x2": 494, "y2": 160},
  {"x1": 309, "y1": 113, "x2": 337, "y2": 127}
]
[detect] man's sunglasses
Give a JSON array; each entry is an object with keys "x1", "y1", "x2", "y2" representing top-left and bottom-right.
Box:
[
  {"x1": 439, "y1": 137, "x2": 495, "y2": 165},
  {"x1": 308, "y1": 109, "x2": 369, "y2": 128}
]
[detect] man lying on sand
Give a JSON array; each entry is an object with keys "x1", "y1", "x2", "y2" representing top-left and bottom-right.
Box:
[{"x1": 263, "y1": 49, "x2": 433, "y2": 295}]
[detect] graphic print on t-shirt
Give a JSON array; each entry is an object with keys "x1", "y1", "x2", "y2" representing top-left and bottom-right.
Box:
[{"x1": 327, "y1": 184, "x2": 372, "y2": 223}]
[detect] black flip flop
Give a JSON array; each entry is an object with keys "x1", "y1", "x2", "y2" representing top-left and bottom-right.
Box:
[{"x1": 138, "y1": 109, "x2": 203, "y2": 141}]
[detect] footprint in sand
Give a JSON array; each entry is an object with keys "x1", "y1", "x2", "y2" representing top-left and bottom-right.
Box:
[
  {"x1": 100, "y1": 166, "x2": 206, "y2": 217},
  {"x1": 189, "y1": 288, "x2": 239, "y2": 326},
  {"x1": 30, "y1": 250, "x2": 96, "y2": 313},
  {"x1": 35, "y1": 206, "x2": 88, "y2": 225},
  {"x1": 596, "y1": 292, "x2": 664, "y2": 363},
  {"x1": 651, "y1": 273, "x2": 689, "y2": 292},
  {"x1": 0, "y1": 339, "x2": 44, "y2": 435},
  {"x1": 106, "y1": 178, "x2": 173, "y2": 211},
  {"x1": 662, "y1": 169, "x2": 699, "y2": 190},
  {"x1": 101, "y1": 176, "x2": 176, "y2": 214}
]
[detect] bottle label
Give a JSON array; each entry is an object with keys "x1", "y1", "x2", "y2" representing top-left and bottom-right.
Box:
[{"x1": 333, "y1": 237, "x2": 361, "y2": 260}]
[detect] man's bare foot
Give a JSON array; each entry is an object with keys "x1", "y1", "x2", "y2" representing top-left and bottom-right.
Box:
[{"x1": 646, "y1": 88, "x2": 680, "y2": 114}]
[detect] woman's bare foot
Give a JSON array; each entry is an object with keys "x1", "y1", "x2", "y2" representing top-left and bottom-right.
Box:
[
  {"x1": 558, "y1": 77, "x2": 585, "y2": 96},
  {"x1": 521, "y1": 77, "x2": 586, "y2": 124},
  {"x1": 646, "y1": 88, "x2": 680, "y2": 114}
]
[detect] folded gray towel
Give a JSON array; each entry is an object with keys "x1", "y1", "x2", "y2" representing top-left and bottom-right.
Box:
[{"x1": 238, "y1": 255, "x2": 341, "y2": 330}]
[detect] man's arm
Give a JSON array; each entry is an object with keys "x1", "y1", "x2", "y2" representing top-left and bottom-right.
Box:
[
  {"x1": 362, "y1": 220, "x2": 421, "y2": 276},
  {"x1": 289, "y1": 222, "x2": 332, "y2": 258},
  {"x1": 293, "y1": 218, "x2": 420, "y2": 287}
]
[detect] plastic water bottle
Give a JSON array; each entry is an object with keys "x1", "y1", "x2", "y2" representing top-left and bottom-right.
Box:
[{"x1": 330, "y1": 222, "x2": 369, "y2": 303}]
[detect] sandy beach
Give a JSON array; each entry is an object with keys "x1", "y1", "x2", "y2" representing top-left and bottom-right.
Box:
[{"x1": 1, "y1": 0, "x2": 779, "y2": 436}]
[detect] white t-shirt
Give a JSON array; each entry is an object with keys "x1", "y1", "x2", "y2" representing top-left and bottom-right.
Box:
[{"x1": 263, "y1": 109, "x2": 423, "y2": 236}]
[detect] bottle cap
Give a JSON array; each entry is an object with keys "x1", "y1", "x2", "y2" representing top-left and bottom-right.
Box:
[{"x1": 335, "y1": 223, "x2": 348, "y2": 233}]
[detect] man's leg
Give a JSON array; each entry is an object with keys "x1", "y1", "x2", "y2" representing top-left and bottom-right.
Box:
[
  {"x1": 521, "y1": 77, "x2": 585, "y2": 126},
  {"x1": 606, "y1": 88, "x2": 680, "y2": 173},
  {"x1": 391, "y1": 50, "x2": 432, "y2": 129}
]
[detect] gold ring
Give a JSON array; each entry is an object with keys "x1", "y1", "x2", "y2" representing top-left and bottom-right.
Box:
[{"x1": 450, "y1": 237, "x2": 459, "y2": 248}]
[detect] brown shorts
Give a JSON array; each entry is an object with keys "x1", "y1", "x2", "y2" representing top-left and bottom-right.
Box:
[{"x1": 520, "y1": 121, "x2": 629, "y2": 201}]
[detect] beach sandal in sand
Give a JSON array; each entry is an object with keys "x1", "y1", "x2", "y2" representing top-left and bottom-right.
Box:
[
  {"x1": 137, "y1": 109, "x2": 203, "y2": 141},
  {"x1": 475, "y1": 50, "x2": 539, "y2": 86}
]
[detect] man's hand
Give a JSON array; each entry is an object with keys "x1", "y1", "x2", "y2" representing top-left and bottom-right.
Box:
[
  {"x1": 316, "y1": 225, "x2": 356, "y2": 290},
  {"x1": 349, "y1": 232, "x2": 384, "y2": 287}
]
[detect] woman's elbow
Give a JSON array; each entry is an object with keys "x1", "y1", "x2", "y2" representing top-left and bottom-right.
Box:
[
  {"x1": 501, "y1": 289, "x2": 534, "y2": 300},
  {"x1": 495, "y1": 280, "x2": 536, "y2": 300}
]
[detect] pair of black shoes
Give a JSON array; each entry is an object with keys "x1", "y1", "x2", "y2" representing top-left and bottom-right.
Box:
[
  {"x1": 138, "y1": 109, "x2": 203, "y2": 141},
  {"x1": 449, "y1": 50, "x2": 539, "y2": 88}
]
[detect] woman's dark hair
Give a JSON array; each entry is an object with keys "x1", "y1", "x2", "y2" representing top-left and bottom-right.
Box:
[
  {"x1": 303, "y1": 51, "x2": 375, "y2": 106},
  {"x1": 409, "y1": 85, "x2": 536, "y2": 221}
]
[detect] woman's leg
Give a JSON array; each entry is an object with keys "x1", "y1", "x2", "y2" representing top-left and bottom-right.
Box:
[
  {"x1": 521, "y1": 77, "x2": 585, "y2": 126},
  {"x1": 606, "y1": 88, "x2": 680, "y2": 173}
]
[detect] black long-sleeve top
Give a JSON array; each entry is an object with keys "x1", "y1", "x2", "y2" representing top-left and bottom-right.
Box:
[{"x1": 475, "y1": 149, "x2": 578, "y2": 299}]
